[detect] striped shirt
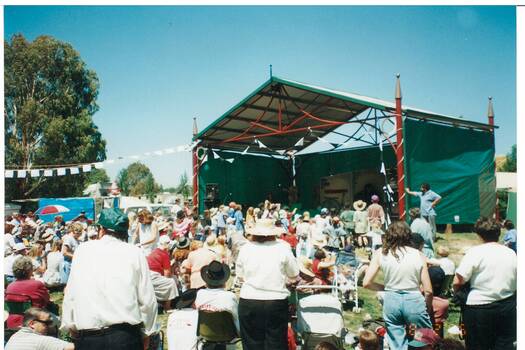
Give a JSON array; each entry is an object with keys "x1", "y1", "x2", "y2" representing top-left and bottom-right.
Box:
[{"x1": 5, "y1": 327, "x2": 71, "y2": 350}]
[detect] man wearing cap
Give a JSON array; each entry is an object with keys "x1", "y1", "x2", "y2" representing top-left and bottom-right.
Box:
[
  {"x1": 61, "y1": 208, "x2": 158, "y2": 350},
  {"x1": 195, "y1": 261, "x2": 240, "y2": 333},
  {"x1": 147, "y1": 235, "x2": 178, "y2": 311}
]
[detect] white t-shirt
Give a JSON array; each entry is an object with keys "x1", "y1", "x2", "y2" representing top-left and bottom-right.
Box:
[
  {"x1": 438, "y1": 257, "x2": 455, "y2": 276},
  {"x1": 366, "y1": 229, "x2": 384, "y2": 248},
  {"x1": 455, "y1": 243, "x2": 516, "y2": 305},
  {"x1": 4, "y1": 233, "x2": 17, "y2": 254},
  {"x1": 167, "y1": 308, "x2": 198, "y2": 350},
  {"x1": 236, "y1": 240, "x2": 299, "y2": 300},
  {"x1": 4, "y1": 254, "x2": 22, "y2": 276},
  {"x1": 379, "y1": 247, "x2": 424, "y2": 292},
  {"x1": 195, "y1": 288, "x2": 239, "y2": 333}
]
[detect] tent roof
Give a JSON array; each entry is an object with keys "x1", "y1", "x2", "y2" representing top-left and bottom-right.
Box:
[{"x1": 196, "y1": 76, "x2": 495, "y2": 153}]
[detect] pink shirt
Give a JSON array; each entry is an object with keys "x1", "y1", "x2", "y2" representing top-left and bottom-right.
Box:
[{"x1": 181, "y1": 248, "x2": 217, "y2": 289}]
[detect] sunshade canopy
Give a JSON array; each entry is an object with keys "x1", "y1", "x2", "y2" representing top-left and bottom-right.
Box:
[{"x1": 195, "y1": 76, "x2": 495, "y2": 154}]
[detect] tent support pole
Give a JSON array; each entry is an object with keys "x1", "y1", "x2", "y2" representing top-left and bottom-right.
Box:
[
  {"x1": 192, "y1": 118, "x2": 199, "y2": 211},
  {"x1": 395, "y1": 75, "x2": 407, "y2": 220}
]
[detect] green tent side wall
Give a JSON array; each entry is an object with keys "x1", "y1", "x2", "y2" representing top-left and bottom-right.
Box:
[
  {"x1": 404, "y1": 118, "x2": 496, "y2": 224},
  {"x1": 506, "y1": 191, "x2": 517, "y2": 226},
  {"x1": 295, "y1": 147, "x2": 397, "y2": 211},
  {"x1": 198, "y1": 151, "x2": 290, "y2": 211}
]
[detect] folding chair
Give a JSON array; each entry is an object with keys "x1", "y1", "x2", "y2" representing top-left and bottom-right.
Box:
[
  {"x1": 4, "y1": 293, "x2": 32, "y2": 316},
  {"x1": 196, "y1": 310, "x2": 240, "y2": 349}
]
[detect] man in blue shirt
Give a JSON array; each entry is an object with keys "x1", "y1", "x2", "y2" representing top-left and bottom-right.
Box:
[
  {"x1": 406, "y1": 183, "x2": 442, "y2": 241},
  {"x1": 502, "y1": 219, "x2": 517, "y2": 253}
]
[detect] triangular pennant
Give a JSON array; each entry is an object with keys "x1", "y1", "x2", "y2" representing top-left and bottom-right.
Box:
[
  {"x1": 294, "y1": 137, "x2": 304, "y2": 147},
  {"x1": 30, "y1": 169, "x2": 40, "y2": 177},
  {"x1": 380, "y1": 163, "x2": 386, "y2": 175},
  {"x1": 70, "y1": 167, "x2": 80, "y2": 175},
  {"x1": 242, "y1": 146, "x2": 250, "y2": 155},
  {"x1": 225, "y1": 158, "x2": 234, "y2": 163},
  {"x1": 57, "y1": 168, "x2": 66, "y2": 176},
  {"x1": 82, "y1": 164, "x2": 92, "y2": 172},
  {"x1": 212, "y1": 151, "x2": 221, "y2": 159},
  {"x1": 276, "y1": 150, "x2": 287, "y2": 155},
  {"x1": 44, "y1": 169, "x2": 53, "y2": 177},
  {"x1": 17, "y1": 170, "x2": 27, "y2": 178},
  {"x1": 94, "y1": 162, "x2": 104, "y2": 169},
  {"x1": 317, "y1": 136, "x2": 330, "y2": 144},
  {"x1": 5, "y1": 170, "x2": 14, "y2": 178},
  {"x1": 257, "y1": 140, "x2": 267, "y2": 149}
]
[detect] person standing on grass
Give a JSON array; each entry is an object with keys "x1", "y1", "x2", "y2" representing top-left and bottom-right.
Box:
[
  {"x1": 363, "y1": 221, "x2": 434, "y2": 350},
  {"x1": 406, "y1": 184, "x2": 441, "y2": 241},
  {"x1": 453, "y1": 216, "x2": 516, "y2": 350}
]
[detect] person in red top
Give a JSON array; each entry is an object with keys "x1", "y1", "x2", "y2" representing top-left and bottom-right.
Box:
[
  {"x1": 146, "y1": 235, "x2": 178, "y2": 310},
  {"x1": 171, "y1": 210, "x2": 191, "y2": 239},
  {"x1": 311, "y1": 249, "x2": 336, "y2": 285},
  {"x1": 5, "y1": 256, "x2": 51, "y2": 329},
  {"x1": 281, "y1": 231, "x2": 298, "y2": 256}
]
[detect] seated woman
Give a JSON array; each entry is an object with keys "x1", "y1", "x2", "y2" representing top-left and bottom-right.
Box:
[
  {"x1": 312, "y1": 249, "x2": 336, "y2": 285},
  {"x1": 5, "y1": 256, "x2": 52, "y2": 329},
  {"x1": 42, "y1": 240, "x2": 64, "y2": 288}
]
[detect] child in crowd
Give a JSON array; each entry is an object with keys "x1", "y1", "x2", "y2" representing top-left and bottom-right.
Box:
[
  {"x1": 358, "y1": 329, "x2": 380, "y2": 350},
  {"x1": 366, "y1": 220, "x2": 384, "y2": 251},
  {"x1": 435, "y1": 246, "x2": 455, "y2": 276}
]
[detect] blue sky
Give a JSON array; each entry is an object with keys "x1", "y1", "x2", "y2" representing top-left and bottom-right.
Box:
[{"x1": 4, "y1": 6, "x2": 516, "y2": 187}]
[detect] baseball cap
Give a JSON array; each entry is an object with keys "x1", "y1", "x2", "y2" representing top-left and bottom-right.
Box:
[{"x1": 408, "y1": 328, "x2": 439, "y2": 347}]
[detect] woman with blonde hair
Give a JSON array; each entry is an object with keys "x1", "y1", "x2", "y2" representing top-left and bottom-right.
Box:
[
  {"x1": 28, "y1": 242, "x2": 46, "y2": 279},
  {"x1": 43, "y1": 240, "x2": 64, "y2": 287},
  {"x1": 133, "y1": 209, "x2": 159, "y2": 255}
]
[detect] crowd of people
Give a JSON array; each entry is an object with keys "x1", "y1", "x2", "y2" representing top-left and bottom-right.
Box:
[{"x1": 3, "y1": 186, "x2": 517, "y2": 350}]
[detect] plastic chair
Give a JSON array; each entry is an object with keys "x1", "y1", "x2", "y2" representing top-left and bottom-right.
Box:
[
  {"x1": 196, "y1": 310, "x2": 240, "y2": 347},
  {"x1": 4, "y1": 293, "x2": 32, "y2": 315}
]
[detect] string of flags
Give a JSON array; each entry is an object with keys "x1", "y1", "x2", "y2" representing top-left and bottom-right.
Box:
[{"x1": 5, "y1": 140, "x2": 200, "y2": 179}]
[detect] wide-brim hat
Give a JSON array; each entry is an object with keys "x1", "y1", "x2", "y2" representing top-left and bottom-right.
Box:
[
  {"x1": 41, "y1": 230, "x2": 54, "y2": 242},
  {"x1": 210, "y1": 208, "x2": 218, "y2": 216},
  {"x1": 353, "y1": 200, "x2": 367, "y2": 211},
  {"x1": 173, "y1": 288, "x2": 198, "y2": 310},
  {"x1": 297, "y1": 256, "x2": 315, "y2": 278},
  {"x1": 246, "y1": 218, "x2": 281, "y2": 236},
  {"x1": 201, "y1": 261, "x2": 231, "y2": 288},
  {"x1": 175, "y1": 236, "x2": 190, "y2": 249},
  {"x1": 158, "y1": 221, "x2": 170, "y2": 232},
  {"x1": 97, "y1": 208, "x2": 129, "y2": 234},
  {"x1": 14, "y1": 242, "x2": 28, "y2": 252}
]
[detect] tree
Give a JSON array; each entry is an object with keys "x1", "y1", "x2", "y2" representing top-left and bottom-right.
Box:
[
  {"x1": 84, "y1": 168, "x2": 110, "y2": 185},
  {"x1": 499, "y1": 144, "x2": 516, "y2": 172},
  {"x1": 175, "y1": 172, "x2": 192, "y2": 198},
  {"x1": 4, "y1": 34, "x2": 106, "y2": 200},
  {"x1": 116, "y1": 162, "x2": 160, "y2": 200}
]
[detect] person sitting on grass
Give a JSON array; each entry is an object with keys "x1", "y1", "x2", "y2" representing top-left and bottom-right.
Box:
[
  {"x1": 427, "y1": 266, "x2": 449, "y2": 337},
  {"x1": 5, "y1": 308, "x2": 74, "y2": 350}
]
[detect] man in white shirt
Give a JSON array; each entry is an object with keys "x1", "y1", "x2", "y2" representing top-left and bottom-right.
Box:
[
  {"x1": 61, "y1": 208, "x2": 158, "y2": 350},
  {"x1": 195, "y1": 261, "x2": 239, "y2": 333},
  {"x1": 167, "y1": 289, "x2": 199, "y2": 350},
  {"x1": 6, "y1": 307, "x2": 74, "y2": 350},
  {"x1": 4, "y1": 243, "x2": 28, "y2": 282}
]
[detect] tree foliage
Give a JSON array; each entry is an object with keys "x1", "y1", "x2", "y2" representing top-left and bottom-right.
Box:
[
  {"x1": 116, "y1": 162, "x2": 160, "y2": 201},
  {"x1": 175, "y1": 172, "x2": 192, "y2": 198},
  {"x1": 84, "y1": 168, "x2": 110, "y2": 185},
  {"x1": 4, "y1": 34, "x2": 106, "y2": 200},
  {"x1": 499, "y1": 144, "x2": 516, "y2": 172}
]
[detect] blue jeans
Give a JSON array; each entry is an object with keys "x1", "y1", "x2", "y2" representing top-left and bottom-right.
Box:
[
  {"x1": 383, "y1": 291, "x2": 432, "y2": 350},
  {"x1": 61, "y1": 260, "x2": 72, "y2": 284}
]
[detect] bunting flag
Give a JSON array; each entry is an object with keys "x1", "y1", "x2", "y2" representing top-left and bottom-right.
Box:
[
  {"x1": 276, "y1": 150, "x2": 287, "y2": 155},
  {"x1": 5, "y1": 170, "x2": 14, "y2": 178},
  {"x1": 380, "y1": 162, "x2": 386, "y2": 175},
  {"x1": 256, "y1": 139, "x2": 267, "y2": 148},
  {"x1": 70, "y1": 167, "x2": 80, "y2": 175},
  {"x1": 30, "y1": 170, "x2": 40, "y2": 177},
  {"x1": 317, "y1": 136, "x2": 330, "y2": 144},
  {"x1": 17, "y1": 170, "x2": 27, "y2": 178},
  {"x1": 94, "y1": 162, "x2": 104, "y2": 169},
  {"x1": 212, "y1": 151, "x2": 221, "y2": 160},
  {"x1": 242, "y1": 146, "x2": 250, "y2": 155},
  {"x1": 44, "y1": 169, "x2": 53, "y2": 177},
  {"x1": 82, "y1": 164, "x2": 92, "y2": 172},
  {"x1": 225, "y1": 158, "x2": 234, "y2": 163},
  {"x1": 57, "y1": 168, "x2": 66, "y2": 176},
  {"x1": 294, "y1": 137, "x2": 304, "y2": 147}
]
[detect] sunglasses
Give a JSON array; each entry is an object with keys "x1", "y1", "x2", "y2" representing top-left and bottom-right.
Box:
[{"x1": 34, "y1": 318, "x2": 53, "y2": 326}]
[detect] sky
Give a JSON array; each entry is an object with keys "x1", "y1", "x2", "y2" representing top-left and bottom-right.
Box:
[{"x1": 4, "y1": 6, "x2": 517, "y2": 187}]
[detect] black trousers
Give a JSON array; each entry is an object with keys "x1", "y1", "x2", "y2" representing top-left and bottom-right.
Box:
[
  {"x1": 463, "y1": 295, "x2": 516, "y2": 350},
  {"x1": 239, "y1": 298, "x2": 289, "y2": 350},
  {"x1": 75, "y1": 325, "x2": 143, "y2": 350}
]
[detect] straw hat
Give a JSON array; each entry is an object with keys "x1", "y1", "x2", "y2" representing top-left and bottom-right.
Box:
[
  {"x1": 210, "y1": 207, "x2": 218, "y2": 216},
  {"x1": 246, "y1": 219, "x2": 281, "y2": 236},
  {"x1": 302, "y1": 211, "x2": 311, "y2": 222},
  {"x1": 41, "y1": 230, "x2": 54, "y2": 243},
  {"x1": 297, "y1": 256, "x2": 315, "y2": 278},
  {"x1": 353, "y1": 200, "x2": 367, "y2": 211}
]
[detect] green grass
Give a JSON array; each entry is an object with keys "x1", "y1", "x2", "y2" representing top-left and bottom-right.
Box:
[{"x1": 50, "y1": 232, "x2": 480, "y2": 348}]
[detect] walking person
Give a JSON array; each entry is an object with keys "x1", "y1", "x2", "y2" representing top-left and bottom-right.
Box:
[
  {"x1": 353, "y1": 200, "x2": 368, "y2": 248},
  {"x1": 61, "y1": 208, "x2": 158, "y2": 350},
  {"x1": 453, "y1": 217, "x2": 516, "y2": 350},
  {"x1": 363, "y1": 221, "x2": 434, "y2": 350},
  {"x1": 236, "y1": 219, "x2": 299, "y2": 350},
  {"x1": 406, "y1": 183, "x2": 441, "y2": 240},
  {"x1": 133, "y1": 209, "x2": 159, "y2": 255}
]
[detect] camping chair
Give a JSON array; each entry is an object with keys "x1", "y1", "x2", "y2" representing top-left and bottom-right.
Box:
[
  {"x1": 196, "y1": 310, "x2": 240, "y2": 349},
  {"x1": 4, "y1": 292, "x2": 32, "y2": 316}
]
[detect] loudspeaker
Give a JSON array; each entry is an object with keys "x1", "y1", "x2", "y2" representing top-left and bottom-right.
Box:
[{"x1": 205, "y1": 184, "x2": 219, "y2": 208}]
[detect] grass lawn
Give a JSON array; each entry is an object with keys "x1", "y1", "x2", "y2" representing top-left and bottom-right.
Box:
[{"x1": 50, "y1": 232, "x2": 482, "y2": 349}]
